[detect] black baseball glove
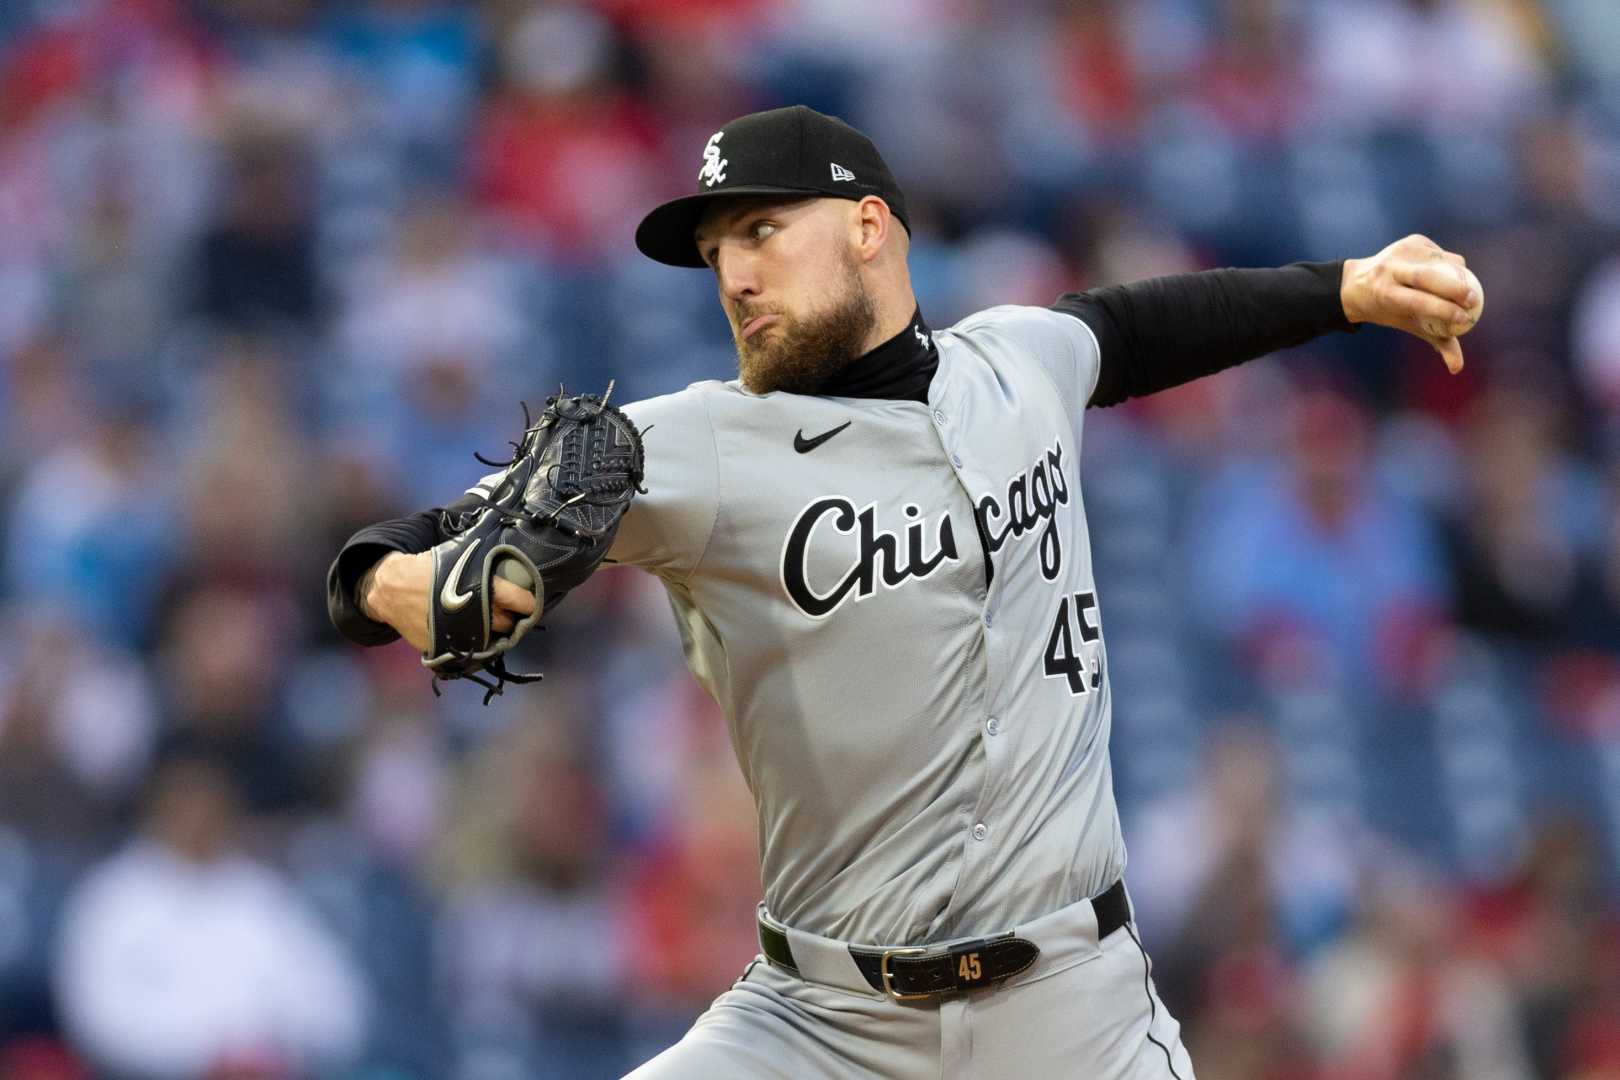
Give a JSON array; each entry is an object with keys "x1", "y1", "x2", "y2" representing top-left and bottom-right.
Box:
[{"x1": 425, "y1": 383, "x2": 645, "y2": 701}]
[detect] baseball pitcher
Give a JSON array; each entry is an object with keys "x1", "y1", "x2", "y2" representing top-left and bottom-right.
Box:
[{"x1": 328, "y1": 106, "x2": 1483, "y2": 1078}]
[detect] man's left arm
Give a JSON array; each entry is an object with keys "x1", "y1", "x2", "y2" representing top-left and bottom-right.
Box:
[{"x1": 1058, "y1": 234, "x2": 1481, "y2": 408}]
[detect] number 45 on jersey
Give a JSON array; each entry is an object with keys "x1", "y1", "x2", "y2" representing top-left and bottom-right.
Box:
[{"x1": 1044, "y1": 591, "x2": 1103, "y2": 696}]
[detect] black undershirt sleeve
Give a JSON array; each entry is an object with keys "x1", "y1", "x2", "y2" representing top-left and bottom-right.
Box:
[
  {"x1": 1052, "y1": 261, "x2": 1354, "y2": 409},
  {"x1": 326, "y1": 492, "x2": 481, "y2": 646}
]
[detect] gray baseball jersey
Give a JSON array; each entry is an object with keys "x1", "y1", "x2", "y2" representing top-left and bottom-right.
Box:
[{"x1": 606, "y1": 303, "x2": 1122, "y2": 947}]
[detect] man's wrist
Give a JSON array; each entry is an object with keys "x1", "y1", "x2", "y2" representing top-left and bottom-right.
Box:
[
  {"x1": 356, "y1": 556, "x2": 389, "y2": 623},
  {"x1": 1340, "y1": 257, "x2": 1366, "y2": 324}
]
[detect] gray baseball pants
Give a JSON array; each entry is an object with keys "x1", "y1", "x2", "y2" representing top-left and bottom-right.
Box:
[{"x1": 625, "y1": 891, "x2": 1196, "y2": 1079}]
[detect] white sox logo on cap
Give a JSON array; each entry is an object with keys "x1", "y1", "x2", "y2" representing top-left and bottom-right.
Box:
[{"x1": 699, "y1": 130, "x2": 728, "y2": 187}]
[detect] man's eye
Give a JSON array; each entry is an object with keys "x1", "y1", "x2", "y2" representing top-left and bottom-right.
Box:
[{"x1": 751, "y1": 221, "x2": 776, "y2": 241}]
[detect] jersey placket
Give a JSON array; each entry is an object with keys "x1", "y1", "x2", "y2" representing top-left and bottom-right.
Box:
[{"x1": 927, "y1": 351, "x2": 1015, "y2": 925}]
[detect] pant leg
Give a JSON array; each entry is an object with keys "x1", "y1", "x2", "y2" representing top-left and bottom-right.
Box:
[
  {"x1": 624, "y1": 960, "x2": 941, "y2": 1080},
  {"x1": 960, "y1": 926, "x2": 1196, "y2": 1080}
]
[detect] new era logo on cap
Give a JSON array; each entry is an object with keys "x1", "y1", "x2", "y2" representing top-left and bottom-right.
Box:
[{"x1": 830, "y1": 162, "x2": 856, "y2": 183}]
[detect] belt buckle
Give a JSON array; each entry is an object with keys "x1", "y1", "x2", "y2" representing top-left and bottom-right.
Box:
[{"x1": 879, "y1": 946, "x2": 934, "y2": 1002}]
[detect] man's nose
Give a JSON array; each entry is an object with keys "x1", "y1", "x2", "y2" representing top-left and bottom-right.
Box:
[{"x1": 715, "y1": 250, "x2": 759, "y2": 304}]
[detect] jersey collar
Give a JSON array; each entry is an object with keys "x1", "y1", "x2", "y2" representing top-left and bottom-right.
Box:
[{"x1": 818, "y1": 308, "x2": 937, "y2": 403}]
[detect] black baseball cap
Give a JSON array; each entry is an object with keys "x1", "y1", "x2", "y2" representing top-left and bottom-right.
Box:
[{"x1": 635, "y1": 105, "x2": 911, "y2": 268}]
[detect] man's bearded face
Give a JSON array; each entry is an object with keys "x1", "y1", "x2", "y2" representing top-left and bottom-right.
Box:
[{"x1": 734, "y1": 243, "x2": 877, "y2": 395}]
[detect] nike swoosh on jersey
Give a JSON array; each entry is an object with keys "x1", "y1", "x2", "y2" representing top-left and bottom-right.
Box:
[
  {"x1": 794, "y1": 421, "x2": 852, "y2": 454},
  {"x1": 439, "y1": 541, "x2": 481, "y2": 612}
]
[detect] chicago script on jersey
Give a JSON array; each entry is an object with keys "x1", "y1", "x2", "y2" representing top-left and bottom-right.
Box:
[
  {"x1": 974, "y1": 439, "x2": 1069, "y2": 581},
  {"x1": 779, "y1": 438, "x2": 1073, "y2": 617},
  {"x1": 780, "y1": 499, "x2": 959, "y2": 618}
]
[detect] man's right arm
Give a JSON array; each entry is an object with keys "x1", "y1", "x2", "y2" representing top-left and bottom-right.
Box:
[{"x1": 1060, "y1": 235, "x2": 1479, "y2": 409}]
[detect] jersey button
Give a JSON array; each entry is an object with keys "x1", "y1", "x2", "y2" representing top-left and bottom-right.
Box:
[
  {"x1": 972, "y1": 823, "x2": 988, "y2": 841},
  {"x1": 986, "y1": 717, "x2": 1001, "y2": 736},
  {"x1": 932, "y1": 409, "x2": 946, "y2": 424},
  {"x1": 983, "y1": 613, "x2": 993, "y2": 628}
]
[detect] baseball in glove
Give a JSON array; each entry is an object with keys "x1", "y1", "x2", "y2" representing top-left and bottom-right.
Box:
[{"x1": 424, "y1": 382, "x2": 645, "y2": 702}]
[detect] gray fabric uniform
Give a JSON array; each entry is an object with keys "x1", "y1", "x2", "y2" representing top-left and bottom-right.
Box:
[{"x1": 502, "y1": 304, "x2": 1193, "y2": 1077}]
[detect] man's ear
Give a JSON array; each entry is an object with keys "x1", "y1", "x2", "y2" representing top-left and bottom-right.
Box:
[{"x1": 853, "y1": 197, "x2": 890, "y2": 262}]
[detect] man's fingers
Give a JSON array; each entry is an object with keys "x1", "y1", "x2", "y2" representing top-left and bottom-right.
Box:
[
  {"x1": 1393, "y1": 260, "x2": 1475, "y2": 307},
  {"x1": 1398, "y1": 233, "x2": 1439, "y2": 257},
  {"x1": 490, "y1": 578, "x2": 535, "y2": 637},
  {"x1": 1429, "y1": 334, "x2": 1465, "y2": 375},
  {"x1": 491, "y1": 577, "x2": 538, "y2": 616},
  {"x1": 1388, "y1": 283, "x2": 1474, "y2": 334}
]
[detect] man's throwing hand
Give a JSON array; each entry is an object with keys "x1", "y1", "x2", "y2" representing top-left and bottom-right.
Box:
[{"x1": 1341, "y1": 234, "x2": 1483, "y2": 375}]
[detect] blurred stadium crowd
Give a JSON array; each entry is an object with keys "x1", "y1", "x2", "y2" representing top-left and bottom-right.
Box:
[{"x1": 1, "y1": 0, "x2": 1619, "y2": 1077}]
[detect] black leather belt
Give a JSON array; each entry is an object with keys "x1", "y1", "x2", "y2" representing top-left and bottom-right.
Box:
[{"x1": 758, "y1": 879, "x2": 1131, "y2": 1002}]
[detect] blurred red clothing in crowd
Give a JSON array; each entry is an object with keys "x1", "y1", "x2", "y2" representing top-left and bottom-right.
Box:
[
  {"x1": 623, "y1": 680, "x2": 761, "y2": 1011},
  {"x1": 592, "y1": 0, "x2": 777, "y2": 32},
  {"x1": 0, "y1": 1038, "x2": 88, "y2": 1080},
  {"x1": 472, "y1": 91, "x2": 665, "y2": 262}
]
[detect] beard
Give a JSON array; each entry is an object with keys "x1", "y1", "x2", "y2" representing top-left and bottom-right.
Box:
[{"x1": 735, "y1": 253, "x2": 877, "y2": 395}]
